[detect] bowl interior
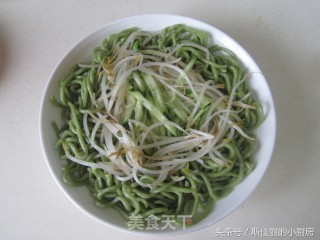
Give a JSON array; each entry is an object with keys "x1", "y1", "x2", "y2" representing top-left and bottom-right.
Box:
[{"x1": 40, "y1": 14, "x2": 276, "y2": 236}]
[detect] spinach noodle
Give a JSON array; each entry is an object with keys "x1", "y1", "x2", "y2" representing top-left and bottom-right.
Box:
[{"x1": 52, "y1": 24, "x2": 264, "y2": 226}]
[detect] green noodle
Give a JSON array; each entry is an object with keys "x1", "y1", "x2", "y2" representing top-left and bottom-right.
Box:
[{"x1": 52, "y1": 24, "x2": 264, "y2": 227}]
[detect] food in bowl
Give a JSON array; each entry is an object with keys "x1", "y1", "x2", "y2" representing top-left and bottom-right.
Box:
[
  {"x1": 50, "y1": 23, "x2": 264, "y2": 229},
  {"x1": 40, "y1": 14, "x2": 275, "y2": 234}
]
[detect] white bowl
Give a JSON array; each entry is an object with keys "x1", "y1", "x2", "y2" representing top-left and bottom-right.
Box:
[{"x1": 40, "y1": 14, "x2": 276, "y2": 236}]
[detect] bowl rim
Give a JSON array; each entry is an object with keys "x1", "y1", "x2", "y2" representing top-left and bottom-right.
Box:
[{"x1": 39, "y1": 13, "x2": 276, "y2": 236}]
